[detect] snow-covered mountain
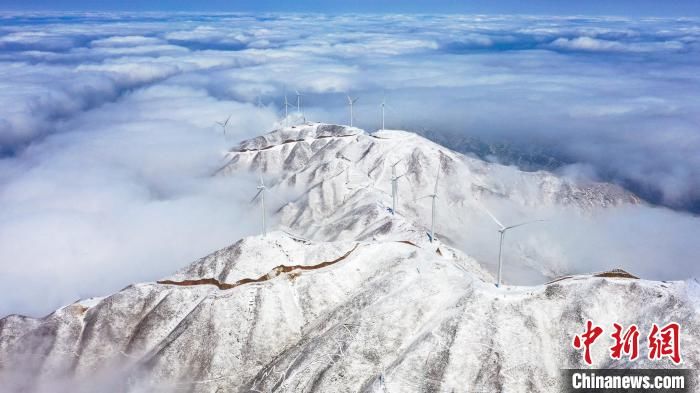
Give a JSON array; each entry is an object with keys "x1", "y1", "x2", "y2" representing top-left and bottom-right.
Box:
[
  {"x1": 219, "y1": 123, "x2": 638, "y2": 281},
  {"x1": 220, "y1": 123, "x2": 636, "y2": 237},
  {"x1": 1, "y1": 123, "x2": 696, "y2": 393}
]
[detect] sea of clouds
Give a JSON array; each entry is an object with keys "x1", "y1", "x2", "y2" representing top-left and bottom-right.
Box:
[{"x1": 0, "y1": 12, "x2": 699, "y2": 316}]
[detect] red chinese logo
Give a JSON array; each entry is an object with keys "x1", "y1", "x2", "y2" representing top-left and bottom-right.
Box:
[
  {"x1": 648, "y1": 322, "x2": 681, "y2": 364},
  {"x1": 610, "y1": 323, "x2": 640, "y2": 361},
  {"x1": 572, "y1": 321, "x2": 681, "y2": 365},
  {"x1": 572, "y1": 320, "x2": 603, "y2": 365}
]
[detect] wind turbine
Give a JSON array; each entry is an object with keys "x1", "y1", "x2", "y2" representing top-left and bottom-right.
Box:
[
  {"x1": 390, "y1": 160, "x2": 406, "y2": 216},
  {"x1": 251, "y1": 175, "x2": 267, "y2": 236},
  {"x1": 428, "y1": 166, "x2": 440, "y2": 243},
  {"x1": 346, "y1": 95, "x2": 359, "y2": 127},
  {"x1": 417, "y1": 166, "x2": 441, "y2": 242},
  {"x1": 380, "y1": 95, "x2": 386, "y2": 131},
  {"x1": 295, "y1": 90, "x2": 305, "y2": 122},
  {"x1": 282, "y1": 93, "x2": 293, "y2": 127},
  {"x1": 481, "y1": 206, "x2": 545, "y2": 287},
  {"x1": 216, "y1": 114, "x2": 232, "y2": 136}
]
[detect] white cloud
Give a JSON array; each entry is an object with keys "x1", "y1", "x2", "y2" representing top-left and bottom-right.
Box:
[
  {"x1": 0, "y1": 83, "x2": 277, "y2": 317},
  {"x1": 456, "y1": 198, "x2": 700, "y2": 286},
  {"x1": 0, "y1": 30, "x2": 76, "y2": 50},
  {"x1": 549, "y1": 35, "x2": 685, "y2": 52},
  {"x1": 551, "y1": 36, "x2": 628, "y2": 51},
  {"x1": 90, "y1": 35, "x2": 165, "y2": 47}
]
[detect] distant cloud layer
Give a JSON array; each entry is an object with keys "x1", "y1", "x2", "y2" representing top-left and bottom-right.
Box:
[{"x1": 0, "y1": 13, "x2": 698, "y2": 316}]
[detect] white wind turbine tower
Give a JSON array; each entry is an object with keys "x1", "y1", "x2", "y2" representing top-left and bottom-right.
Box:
[
  {"x1": 216, "y1": 114, "x2": 232, "y2": 136},
  {"x1": 390, "y1": 159, "x2": 406, "y2": 216},
  {"x1": 251, "y1": 175, "x2": 267, "y2": 236},
  {"x1": 346, "y1": 95, "x2": 359, "y2": 127},
  {"x1": 481, "y1": 206, "x2": 545, "y2": 287}
]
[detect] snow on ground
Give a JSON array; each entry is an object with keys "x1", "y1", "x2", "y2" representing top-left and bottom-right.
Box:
[{"x1": 0, "y1": 123, "x2": 695, "y2": 393}]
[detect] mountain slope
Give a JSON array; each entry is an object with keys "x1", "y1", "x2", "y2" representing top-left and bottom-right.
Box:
[{"x1": 1, "y1": 123, "x2": 694, "y2": 393}]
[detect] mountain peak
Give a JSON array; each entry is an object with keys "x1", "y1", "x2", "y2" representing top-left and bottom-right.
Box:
[{"x1": 232, "y1": 122, "x2": 364, "y2": 153}]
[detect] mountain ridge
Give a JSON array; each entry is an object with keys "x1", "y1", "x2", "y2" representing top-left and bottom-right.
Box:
[{"x1": 1, "y1": 122, "x2": 696, "y2": 393}]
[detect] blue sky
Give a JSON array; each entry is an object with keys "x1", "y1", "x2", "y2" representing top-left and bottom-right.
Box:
[{"x1": 1, "y1": 0, "x2": 699, "y2": 16}]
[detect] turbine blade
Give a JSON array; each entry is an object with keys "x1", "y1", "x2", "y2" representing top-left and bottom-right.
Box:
[
  {"x1": 250, "y1": 189, "x2": 263, "y2": 203},
  {"x1": 433, "y1": 166, "x2": 440, "y2": 194},
  {"x1": 480, "y1": 204, "x2": 506, "y2": 230},
  {"x1": 504, "y1": 220, "x2": 547, "y2": 231}
]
